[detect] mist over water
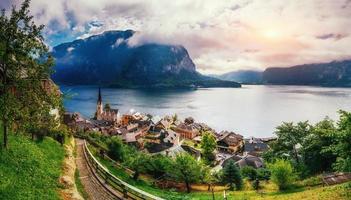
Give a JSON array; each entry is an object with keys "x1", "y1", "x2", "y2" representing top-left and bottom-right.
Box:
[{"x1": 61, "y1": 85, "x2": 351, "y2": 137}]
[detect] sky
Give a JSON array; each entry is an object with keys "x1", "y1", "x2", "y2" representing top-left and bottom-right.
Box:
[{"x1": 1, "y1": 0, "x2": 351, "y2": 74}]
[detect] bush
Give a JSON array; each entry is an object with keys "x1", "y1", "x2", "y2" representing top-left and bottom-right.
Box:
[
  {"x1": 257, "y1": 168, "x2": 271, "y2": 181},
  {"x1": 107, "y1": 136, "x2": 126, "y2": 162},
  {"x1": 268, "y1": 159, "x2": 296, "y2": 190},
  {"x1": 241, "y1": 166, "x2": 257, "y2": 181}
]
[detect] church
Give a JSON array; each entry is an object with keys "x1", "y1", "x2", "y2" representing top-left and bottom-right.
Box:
[{"x1": 95, "y1": 88, "x2": 119, "y2": 123}]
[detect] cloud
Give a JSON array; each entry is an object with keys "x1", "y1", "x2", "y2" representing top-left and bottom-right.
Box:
[
  {"x1": 315, "y1": 33, "x2": 348, "y2": 41},
  {"x1": 1, "y1": 0, "x2": 351, "y2": 74}
]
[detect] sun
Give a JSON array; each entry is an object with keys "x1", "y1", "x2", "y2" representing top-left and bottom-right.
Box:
[{"x1": 262, "y1": 29, "x2": 280, "y2": 39}]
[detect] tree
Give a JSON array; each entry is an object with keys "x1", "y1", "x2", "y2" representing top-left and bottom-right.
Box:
[
  {"x1": 125, "y1": 152, "x2": 149, "y2": 180},
  {"x1": 170, "y1": 153, "x2": 202, "y2": 193},
  {"x1": 222, "y1": 160, "x2": 243, "y2": 190},
  {"x1": 240, "y1": 166, "x2": 257, "y2": 181},
  {"x1": 268, "y1": 159, "x2": 295, "y2": 190},
  {"x1": 145, "y1": 154, "x2": 173, "y2": 179},
  {"x1": 200, "y1": 131, "x2": 216, "y2": 164},
  {"x1": 301, "y1": 118, "x2": 336, "y2": 174},
  {"x1": 330, "y1": 110, "x2": 351, "y2": 172},
  {"x1": 0, "y1": 0, "x2": 58, "y2": 148},
  {"x1": 273, "y1": 121, "x2": 311, "y2": 164},
  {"x1": 107, "y1": 136, "x2": 125, "y2": 162}
]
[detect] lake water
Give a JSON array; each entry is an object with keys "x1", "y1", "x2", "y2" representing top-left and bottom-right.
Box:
[{"x1": 61, "y1": 85, "x2": 351, "y2": 138}]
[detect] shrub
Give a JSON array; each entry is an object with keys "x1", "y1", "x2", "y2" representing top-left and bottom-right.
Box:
[
  {"x1": 268, "y1": 159, "x2": 295, "y2": 190},
  {"x1": 241, "y1": 166, "x2": 257, "y2": 181},
  {"x1": 257, "y1": 168, "x2": 271, "y2": 181}
]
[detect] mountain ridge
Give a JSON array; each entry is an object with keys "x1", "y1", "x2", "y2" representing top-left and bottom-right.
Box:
[{"x1": 51, "y1": 30, "x2": 241, "y2": 88}]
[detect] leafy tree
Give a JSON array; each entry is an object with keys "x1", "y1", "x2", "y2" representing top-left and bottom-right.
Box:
[
  {"x1": 222, "y1": 160, "x2": 243, "y2": 190},
  {"x1": 145, "y1": 154, "x2": 173, "y2": 179},
  {"x1": 125, "y1": 152, "x2": 150, "y2": 180},
  {"x1": 200, "y1": 131, "x2": 216, "y2": 164},
  {"x1": 301, "y1": 118, "x2": 336, "y2": 174},
  {"x1": 0, "y1": 0, "x2": 59, "y2": 148},
  {"x1": 107, "y1": 136, "x2": 125, "y2": 162},
  {"x1": 273, "y1": 121, "x2": 311, "y2": 164},
  {"x1": 268, "y1": 159, "x2": 295, "y2": 190},
  {"x1": 170, "y1": 153, "x2": 202, "y2": 193},
  {"x1": 240, "y1": 166, "x2": 257, "y2": 181},
  {"x1": 331, "y1": 110, "x2": 351, "y2": 172}
]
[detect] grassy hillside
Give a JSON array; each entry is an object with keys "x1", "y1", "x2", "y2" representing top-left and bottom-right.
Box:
[{"x1": 0, "y1": 123, "x2": 65, "y2": 200}]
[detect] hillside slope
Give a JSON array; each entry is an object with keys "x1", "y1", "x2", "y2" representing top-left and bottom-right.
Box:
[{"x1": 0, "y1": 126, "x2": 65, "y2": 200}]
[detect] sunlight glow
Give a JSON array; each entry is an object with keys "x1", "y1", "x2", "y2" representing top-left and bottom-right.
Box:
[{"x1": 262, "y1": 29, "x2": 281, "y2": 39}]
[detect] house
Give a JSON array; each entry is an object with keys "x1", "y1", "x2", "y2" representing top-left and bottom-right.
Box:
[
  {"x1": 244, "y1": 137, "x2": 269, "y2": 156},
  {"x1": 172, "y1": 123, "x2": 199, "y2": 139},
  {"x1": 121, "y1": 114, "x2": 134, "y2": 126},
  {"x1": 163, "y1": 130, "x2": 180, "y2": 145},
  {"x1": 216, "y1": 131, "x2": 244, "y2": 153},
  {"x1": 126, "y1": 123, "x2": 138, "y2": 132}
]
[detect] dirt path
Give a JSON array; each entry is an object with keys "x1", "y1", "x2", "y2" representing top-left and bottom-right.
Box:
[
  {"x1": 60, "y1": 137, "x2": 84, "y2": 200},
  {"x1": 75, "y1": 139, "x2": 121, "y2": 200}
]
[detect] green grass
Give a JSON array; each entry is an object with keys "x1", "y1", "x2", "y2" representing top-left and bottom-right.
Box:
[
  {"x1": 0, "y1": 123, "x2": 65, "y2": 200},
  {"x1": 75, "y1": 169, "x2": 89, "y2": 199},
  {"x1": 88, "y1": 144, "x2": 350, "y2": 200}
]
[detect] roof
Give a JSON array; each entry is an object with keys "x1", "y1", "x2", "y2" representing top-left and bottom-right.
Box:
[
  {"x1": 236, "y1": 155, "x2": 264, "y2": 169},
  {"x1": 221, "y1": 155, "x2": 243, "y2": 167},
  {"x1": 151, "y1": 115, "x2": 162, "y2": 124},
  {"x1": 217, "y1": 131, "x2": 243, "y2": 146},
  {"x1": 176, "y1": 123, "x2": 198, "y2": 132},
  {"x1": 244, "y1": 137, "x2": 269, "y2": 153}
]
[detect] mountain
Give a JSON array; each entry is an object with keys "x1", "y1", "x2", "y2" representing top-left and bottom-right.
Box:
[
  {"x1": 51, "y1": 30, "x2": 240, "y2": 88},
  {"x1": 262, "y1": 59, "x2": 351, "y2": 86},
  {"x1": 216, "y1": 70, "x2": 263, "y2": 84}
]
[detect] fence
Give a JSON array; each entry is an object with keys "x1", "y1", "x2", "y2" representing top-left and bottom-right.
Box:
[{"x1": 83, "y1": 140, "x2": 165, "y2": 200}]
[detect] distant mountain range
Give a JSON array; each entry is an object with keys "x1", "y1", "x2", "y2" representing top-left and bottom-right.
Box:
[
  {"x1": 213, "y1": 70, "x2": 263, "y2": 84},
  {"x1": 214, "y1": 59, "x2": 351, "y2": 87},
  {"x1": 51, "y1": 30, "x2": 241, "y2": 88},
  {"x1": 262, "y1": 59, "x2": 351, "y2": 86}
]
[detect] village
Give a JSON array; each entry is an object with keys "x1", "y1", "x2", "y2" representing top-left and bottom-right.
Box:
[{"x1": 63, "y1": 88, "x2": 276, "y2": 171}]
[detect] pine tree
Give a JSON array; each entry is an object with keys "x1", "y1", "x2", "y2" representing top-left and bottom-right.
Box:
[{"x1": 222, "y1": 160, "x2": 243, "y2": 190}]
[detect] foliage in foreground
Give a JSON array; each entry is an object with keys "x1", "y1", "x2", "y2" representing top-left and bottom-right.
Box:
[
  {"x1": 268, "y1": 159, "x2": 295, "y2": 191},
  {"x1": 264, "y1": 110, "x2": 351, "y2": 178},
  {"x1": 0, "y1": 0, "x2": 62, "y2": 149},
  {"x1": 0, "y1": 131, "x2": 65, "y2": 200},
  {"x1": 222, "y1": 160, "x2": 243, "y2": 190}
]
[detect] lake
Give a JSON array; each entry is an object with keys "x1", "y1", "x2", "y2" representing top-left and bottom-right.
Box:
[{"x1": 61, "y1": 85, "x2": 351, "y2": 138}]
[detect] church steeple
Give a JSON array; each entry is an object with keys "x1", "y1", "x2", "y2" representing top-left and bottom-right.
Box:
[
  {"x1": 96, "y1": 87, "x2": 103, "y2": 120},
  {"x1": 98, "y1": 87, "x2": 102, "y2": 104}
]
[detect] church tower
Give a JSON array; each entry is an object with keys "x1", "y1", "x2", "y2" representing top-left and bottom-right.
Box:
[{"x1": 96, "y1": 87, "x2": 103, "y2": 120}]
